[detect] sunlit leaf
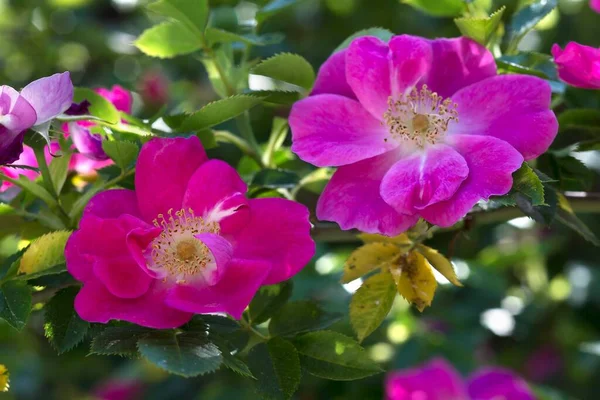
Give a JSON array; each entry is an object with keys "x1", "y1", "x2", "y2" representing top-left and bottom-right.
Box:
[
  {"x1": 206, "y1": 28, "x2": 284, "y2": 46},
  {"x1": 102, "y1": 141, "x2": 139, "y2": 170},
  {"x1": 356, "y1": 233, "x2": 412, "y2": 246},
  {"x1": 401, "y1": 0, "x2": 465, "y2": 17},
  {"x1": 350, "y1": 271, "x2": 396, "y2": 342},
  {"x1": 179, "y1": 95, "x2": 264, "y2": 131},
  {"x1": 73, "y1": 88, "x2": 120, "y2": 124},
  {"x1": 251, "y1": 53, "x2": 315, "y2": 90},
  {"x1": 454, "y1": 6, "x2": 505, "y2": 45},
  {"x1": 147, "y1": 0, "x2": 209, "y2": 37},
  {"x1": 342, "y1": 242, "x2": 403, "y2": 284},
  {"x1": 389, "y1": 251, "x2": 437, "y2": 312},
  {"x1": 334, "y1": 27, "x2": 393, "y2": 52},
  {"x1": 19, "y1": 231, "x2": 71, "y2": 276},
  {"x1": 0, "y1": 364, "x2": 8, "y2": 392},
  {"x1": 416, "y1": 245, "x2": 462, "y2": 286},
  {"x1": 135, "y1": 21, "x2": 203, "y2": 59}
]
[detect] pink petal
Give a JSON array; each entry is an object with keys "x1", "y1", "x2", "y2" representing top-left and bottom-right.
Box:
[
  {"x1": 424, "y1": 37, "x2": 497, "y2": 98},
  {"x1": 229, "y1": 198, "x2": 314, "y2": 285},
  {"x1": 385, "y1": 358, "x2": 467, "y2": 400},
  {"x1": 20, "y1": 72, "x2": 73, "y2": 125},
  {"x1": 193, "y1": 232, "x2": 233, "y2": 285},
  {"x1": 0, "y1": 85, "x2": 37, "y2": 132},
  {"x1": 467, "y1": 368, "x2": 536, "y2": 400},
  {"x1": 380, "y1": 145, "x2": 468, "y2": 215},
  {"x1": 75, "y1": 280, "x2": 192, "y2": 329},
  {"x1": 420, "y1": 134, "x2": 523, "y2": 227},
  {"x1": 450, "y1": 75, "x2": 557, "y2": 160},
  {"x1": 593, "y1": 0, "x2": 600, "y2": 13},
  {"x1": 166, "y1": 258, "x2": 271, "y2": 318},
  {"x1": 93, "y1": 256, "x2": 153, "y2": 299},
  {"x1": 317, "y1": 150, "x2": 419, "y2": 236},
  {"x1": 69, "y1": 122, "x2": 109, "y2": 161},
  {"x1": 289, "y1": 94, "x2": 395, "y2": 167},
  {"x1": 83, "y1": 189, "x2": 141, "y2": 219},
  {"x1": 311, "y1": 49, "x2": 356, "y2": 99},
  {"x1": 552, "y1": 42, "x2": 600, "y2": 89},
  {"x1": 135, "y1": 137, "x2": 207, "y2": 222},
  {"x1": 126, "y1": 226, "x2": 163, "y2": 279},
  {"x1": 388, "y1": 35, "x2": 432, "y2": 97},
  {"x1": 96, "y1": 85, "x2": 133, "y2": 114}
]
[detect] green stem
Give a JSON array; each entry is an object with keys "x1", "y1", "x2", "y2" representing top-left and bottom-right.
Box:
[
  {"x1": 33, "y1": 147, "x2": 72, "y2": 227},
  {"x1": 239, "y1": 316, "x2": 269, "y2": 341},
  {"x1": 214, "y1": 130, "x2": 265, "y2": 168}
]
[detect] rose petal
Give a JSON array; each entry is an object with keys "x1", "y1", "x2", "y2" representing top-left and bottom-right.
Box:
[
  {"x1": 311, "y1": 49, "x2": 356, "y2": 99},
  {"x1": 96, "y1": 85, "x2": 133, "y2": 114},
  {"x1": 93, "y1": 256, "x2": 153, "y2": 299},
  {"x1": 193, "y1": 232, "x2": 233, "y2": 285},
  {"x1": 467, "y1": 368, "x2": 536, "y2": 400},
  {"x1": 83, "y1": 189, "x2": 141, "y2": 219},
  {"x1": 20, "y1": 72, "x2": 73, "y2": 125},
  {"x1": 552, "y1": 42, "x2": 600, "y2": 89}
]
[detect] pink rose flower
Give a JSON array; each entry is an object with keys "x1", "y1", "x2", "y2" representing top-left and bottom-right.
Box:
[
  {"x1": 93, "y1": 379, "x2": 143, "y2": 400},
  {"x1": 65, "y1": 136, "x2": 315, "y2": 329},
  {"x1": 386, "y1": 358, "x2": 535, "y2": 400},
  {"x1": 592, "y1": 0, "x2": 600, "y2": 13},
  {"x1": 138, "y1": 70, "x2": 169, "y2": 107},
  {"x1": 552, "y1": 42, "x2": 600, "y2": 89},
  {"x1": 289, "y1": 35, "x2": 557, "y2": 235}
]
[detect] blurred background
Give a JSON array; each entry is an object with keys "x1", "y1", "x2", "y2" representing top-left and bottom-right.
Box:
[{"x1": 1, "y1": 0, "x2": 600, "y2": 399}]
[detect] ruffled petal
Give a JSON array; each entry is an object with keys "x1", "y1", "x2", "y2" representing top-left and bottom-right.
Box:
[
  {"x1": 290, "y1": 94, "x2": 395, "y2": 167},
  {"x1": 166, "y1": 258, "x2": 271, "y2": 319},
  {"x1": 450, "y1": 74, "x2": 557, "y2": 160},
  {"x1": 552, "y1": 42, "x2": 600, "y2": 89},
  {"x1": 467, "y1": 368, "x2": 536, "y2": 400},
  {"x1": 380, "y1": 144, "x2": 468, "y2": 215},
  {"x1": 20, "y1": 72, "x2": 73, "y2": 125},
  {"x1": 317, "y1": 150, "x2": 419, "y2": 236},
  {"x1": 0, "y1": 85, "x2": 37, "y2": 132},
  {"x1": 311, "y1": 49, "x2": 356, "y2": 99},
  {"x1": 74, "y1": 280, "x2": 192, "y2": 329},
  {"x1": 93, "y1": 256, "x2": 153, "y2": 299},
  {"x1": 135, "y1": 137, "x2": 208, "y2": 222},
  {"x1": 419, "y1": 134, "x2": 523, "y2": 227},
  {"x1": 229, "y1": 198, "x2": 314, "y2": 285},
  {"x1": 83, "y1": 189, "x2": 141, "y2": 219},
  {"x1": 193, "y1": 232, "x2": 233, "y2": 285}
]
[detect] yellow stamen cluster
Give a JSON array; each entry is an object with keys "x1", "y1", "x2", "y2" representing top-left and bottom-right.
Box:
[
  {"x1": 150, "y1": 208, "x2": 219, "y2": 283},
  {"x1": 383, "y1": 85, "x2": 458, "y2": 148}
]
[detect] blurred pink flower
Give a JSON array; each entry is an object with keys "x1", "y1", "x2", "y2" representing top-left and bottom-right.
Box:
[
  {"x1": 289, "y1": 35, "x2": 557, "y2": 235},
  {"x1": 65, "y1": 137, "x2": 315, "y2": 328},
  {"x1": 525, "y1": 345, "x2": 562, "y2": 382},
  {"x1": 0, "y1": 145, "x2": 39, "y2": 191},
  {"x1": 138, "y1": 70, "x2": 169, "y2": 107},
  {"x1": 592, "y1": 0, "x2": 600, "y2": 13},
  {"x1": 93, "y1": 379, "x2": 143, "y2": 400},
  {"x1": 552, "y1": 42, "x2": 600, "y2": 89},
  {"x1": 386, "y1": 358, "x2": 535, "y2": 400}
]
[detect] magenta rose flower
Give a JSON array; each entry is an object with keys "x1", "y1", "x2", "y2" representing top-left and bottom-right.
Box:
[
  {"x1": 592, "y1": 0, "x2": 600, "y2": 13},
  {"x1": 0, "y1": 72, "x2": 73, "y2": 165},
  {"x1": 289, "y1": 35, "x2": 558, "y2": 235},
  {"x1": 65, "y1": 136, "x2": 315, "y2": 328},
  {"x1": 552, "y1": 42, "x2": 600, "y2": 89},
  {"x1": 386, "y1": 358, "x2": 535, "y2": 400}
]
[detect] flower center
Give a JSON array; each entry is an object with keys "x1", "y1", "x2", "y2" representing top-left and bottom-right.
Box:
[
  {"x1": 383, "y1": 85, "x2": 458, "y2": 148},
  {"x1": 150, "y1": 208, "x2": 219, "y2": 284}
]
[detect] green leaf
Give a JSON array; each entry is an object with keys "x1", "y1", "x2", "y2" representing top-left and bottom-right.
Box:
[
  {"x1": 269, "y1": 301, "x2": 341, "y2": 337},
  {"x1": 44, "y1": 287, "x2": 89, "y2": 353},
  {"x1": 49, "y1": 149, "x2": 72, "y2": 195},
  {"x1": 248, "y1": 281, "x2": 293, "y2": 325},
  {"x1": 555, "y1": 194, "x2": 600, "y2": 246},
  {"x1": 135, "y1": 21, "x2": 203, "y2": 58},
  {"x1": 212, "y1": 335, "x2": 254, "y2": 378},
  {"x1": 293, "y1": 331, "x2": 382, "y2": 381},
  {"x1": 575, "y1": 139, "x2": 600, "y2": 152},
  {"x1": 496, "y1": 52, "x2": 557, "y2": 80},
  {"x1": 90, "y1": 326, "x2": 152, "y2": 357},
  {"x1": 492, "y1": 163, "x2": 545, "y2": 206},
  {"x1": 504, "y1": 0, "x2": 557, "y2": 53},
  {"x1": 179, "y1": 95, "x2": 264, "y2": 131},
  {"x1": 349, "y1": 271, "x2": 396, "y2": 342},
  {"x1": 252, "y1": 53, "x2": 315, "y2": 90},
  {"x1": 251, "y1": 169, "x2": 299, "y2": 189},
  {"x1": 248, "y1": 338, "x2": 301, "y2": 400},
  {"x1": 147, "y1": 0, "x2": 209, "y2": 37},
  {"x1": 0, "y1": 248, "x2": 28, "y2": 282},
  {"x1": 249, "y1": 90, "x2": 301, "y2": 105},
  {"x1": 14, "y1": 176, "x2": 57, "y2": 207},
  {"x1": 550, "y1": 154, "x2": 594, "y2": 191},
  {"x1": 138, "y1": 330, "x2": 222, "y2": 377},
  {"x1": 401, "y1": 0, "x2": 465, "y2": 17},
  {"x1": 257, "y1": 0, "x2": 304, "y2": 23},
  {"x1": 0, "y1": 280, "x2": 31, "y2": 331},
  {"x1": 101, "y1": 141, "x2": 139, "y2": 170},
  {"x1": 416, "y1": 245, "x2": 462, "y2": 286},
  {"x1": 16, "y1": 264, "x2": 66, "y2": 281},
  {"x1": 558, "y1": 109, "x2": 600, "y2": 135},
  {"x1": 206, "y1": 28, "x2": 284, "y2": 47},
  {"x1": 342, "y1": 242, "x2": 403, "y2": 284},
  {"x1": 334, "y1": 27, "x2": 393, "y2": 52},
  {"x1": 195, "y1": 129, "x2": 217, "y2": 149},
  {"x1": 19, "y1": 231, "x2": 71, "y2": 277},
  {"x1": 454, "y1": 6, "x2": 505, "y2": 45},
  {"x1": 73, "y1": 88, "x2": 120, "y2": 124}
]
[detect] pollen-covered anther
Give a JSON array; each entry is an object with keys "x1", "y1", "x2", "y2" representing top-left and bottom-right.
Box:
[
  {"x1": 383, "y1": 85, "x2": 458, "y2": 147},
  {"x1": 150, "y1": 208, "x2": 219, "y2": 283}
]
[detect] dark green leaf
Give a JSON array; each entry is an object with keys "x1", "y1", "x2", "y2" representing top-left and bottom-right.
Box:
[
  {"x1": 251, "y1": 169, "x2": 299, "y2": 189},
  {"x1": 454, "y1": 7, "x2": 505, "y2": 45},
  {"x1": 73, "y1": 88, "x2": 120, "y2": 124},
  {"x1": 44, "y1": 287, "x2": 89, "y2": 353},
  {"x1": 551, "y1": 154, "x2": 594, "y2": 191},
  {"x1": 211, "y1": 334, "x2": 254, "y2": 378},
  {"x1": 504, "y1": 0, "x2": 557, "y2": 53},
  {"x1": 179, "y1": 95, "x2": 264, "y2": 131},
  {"x1": 14, "y1": 176, "x2": 57, "y2": 207},
  {"x1": 575, "y1": 139, "x2": 600, "y2": 152},
  {"x1": 293, "y1": 331, "x2": 382, "y2": 381},
  {"x1": 555, "y1": 194, "x2": 600, "y2": 246},
  {"x1": 138, "y1": 330, "x2": 222, "y2": 377},
  {"x1": 249, "y1": 281, "x2": 293, "y2": 324},
  {"x1": 269, "y1": 301, "x2": 342, "y2": 337},
  {"x1": 350, "y1": 271, "x2": 396, "y2": 342},
  {"x1": 334, "y1": 27, "x2": 393, "y2": 52},
  {"x1": 195, "y1": 129, "x2": 217, "y2": 149},
  {"x1": 257, "y1": 0, "x2": 305, "y2": 23},
  {"x1": 147, "y1": 0, "x2": 209, "y2": 37},
  {"x1": 102, "y1": 141, "x2": 139, "y2": 170},
  {"x1": 0, "y1": 280, "x2": 31, "y2": 331},
  {"x1": 252, "y1": 53, "x2": 315, "y2": 90},
  {"x1": 558, "y1": 109, "x2": 600, "y2": 135},
  {"x1": 135, "y1": 21, "x2": 203, "y2": 58},
  {"x1": 248, "y1": 90, "x2": 301, "y2": 105},
  {"x1": 90, "y1": 325, "x2": 152, "y2": 357},
  {"x1": 16, "y1": 264, "x2": 66, "y2": 281},
  {"x1": 206, "y1": 28, "x2": 284, "y2": 46},
  {"x1": 248, "y1": 338, "x2": 301, "y2": 400},
  {"x1": 0, "y1": 248, "x2": 28, "y2": 282},
  {"x1": 496, "y1": 52, "x2": 557, "y2": 80},
  {"x1": 401, "y1": 0, "x2": 465, "y2": 17}
]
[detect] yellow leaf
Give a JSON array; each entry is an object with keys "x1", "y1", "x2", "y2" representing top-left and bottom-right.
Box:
[
  {"x1": 342, "y1": 242, "x2": 402, "y2": 283},
  {"x1": 19, "y1": 231, "x2": 72, "y2": 275},
  {"x1": 357, "y1": 233, "x2": 412, "y2": 246},
  {"x1": 350, "y1": 271, "x2": 397, "y2": 342},
  {"x1": 388, "y1": 251, "x2": 437, "y2": 312},
  {"x1": 0, "y1": 364, "x2": 8, "y2": 392},
  {"x1": 416, "y1": 244, "x2": 462, "y2": 287}
]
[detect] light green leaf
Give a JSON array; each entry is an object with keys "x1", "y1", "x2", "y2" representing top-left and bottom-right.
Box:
[
  {"x1": 44, "y1": 287, "x2": 89, "y2": 354},
  {"x1": 504, "y1": 0, "x2": 557, "y2": 54},
  {"x1": 19, "y1": 231, "x2": 71, "y2": 277},
  {"x1": 269, "y1": 301, "x2": 341, "y2": 337},
  {"x1": 147, "y1": 0, "x2": 209, "y2": 37},
  {"x1": 179, "y1": 95, "x2": 264, "y2": 131},
  {"x1": 350, "y1": 271, "x2": 396, "y2": 342},
  {"x1": 454, "y1": 7, "x2": 505, "y2": 45},
  {"x1": 252, "y1": 53, "x2": 315, "y2": 90},
  {"x1": 206, "y1": 28, "x2": 284, "y2": 47},
  {"x1": 401, "y1": 0, "x2": 465, "y2": 17},
  {"x1": 248, "y1": 281, "x2": 293, "y2": 325},
  {"x1": 416, "y1": 245, "x2": 462, "y2": 286},
  {"x1": 248, "y1": 338, "x2": 301, "y2": 400},
  {"x1": 342, "y1": 242, "x2": 402, "y2": 284},
  {"x1": 0, "y1": 280, "x2": 31, "y2": 331},
  {"x1": 512, "y1": 163, "x2": 545, "y2": 206},
  {"x1": 101, "y1": 141, "x2": 139, "y2": 170},
  {"x1": 138, "y1": 331, "x2": 222, "y2": 377},
  {"x1": 15, "y1": 176, "x2": 57, "y2": 207},
  {"x1": 49, "y1": 148, "x2": 72, "y2": 195},
  {"x1": 293, "y1": 331, "x2": 382, "y2": 381},
  {"x1": 73, "y1": 88, "x2": 120, "y2": 124},
  {"x1": 90, "y1": 326, "x2": 152, "y2": 357},
  {"x1": 334, "y1": 27, "x2": 393, "y2": 52},
  {"x1": 135, "y1": 21, "x2": 203, "y2": 58}
]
